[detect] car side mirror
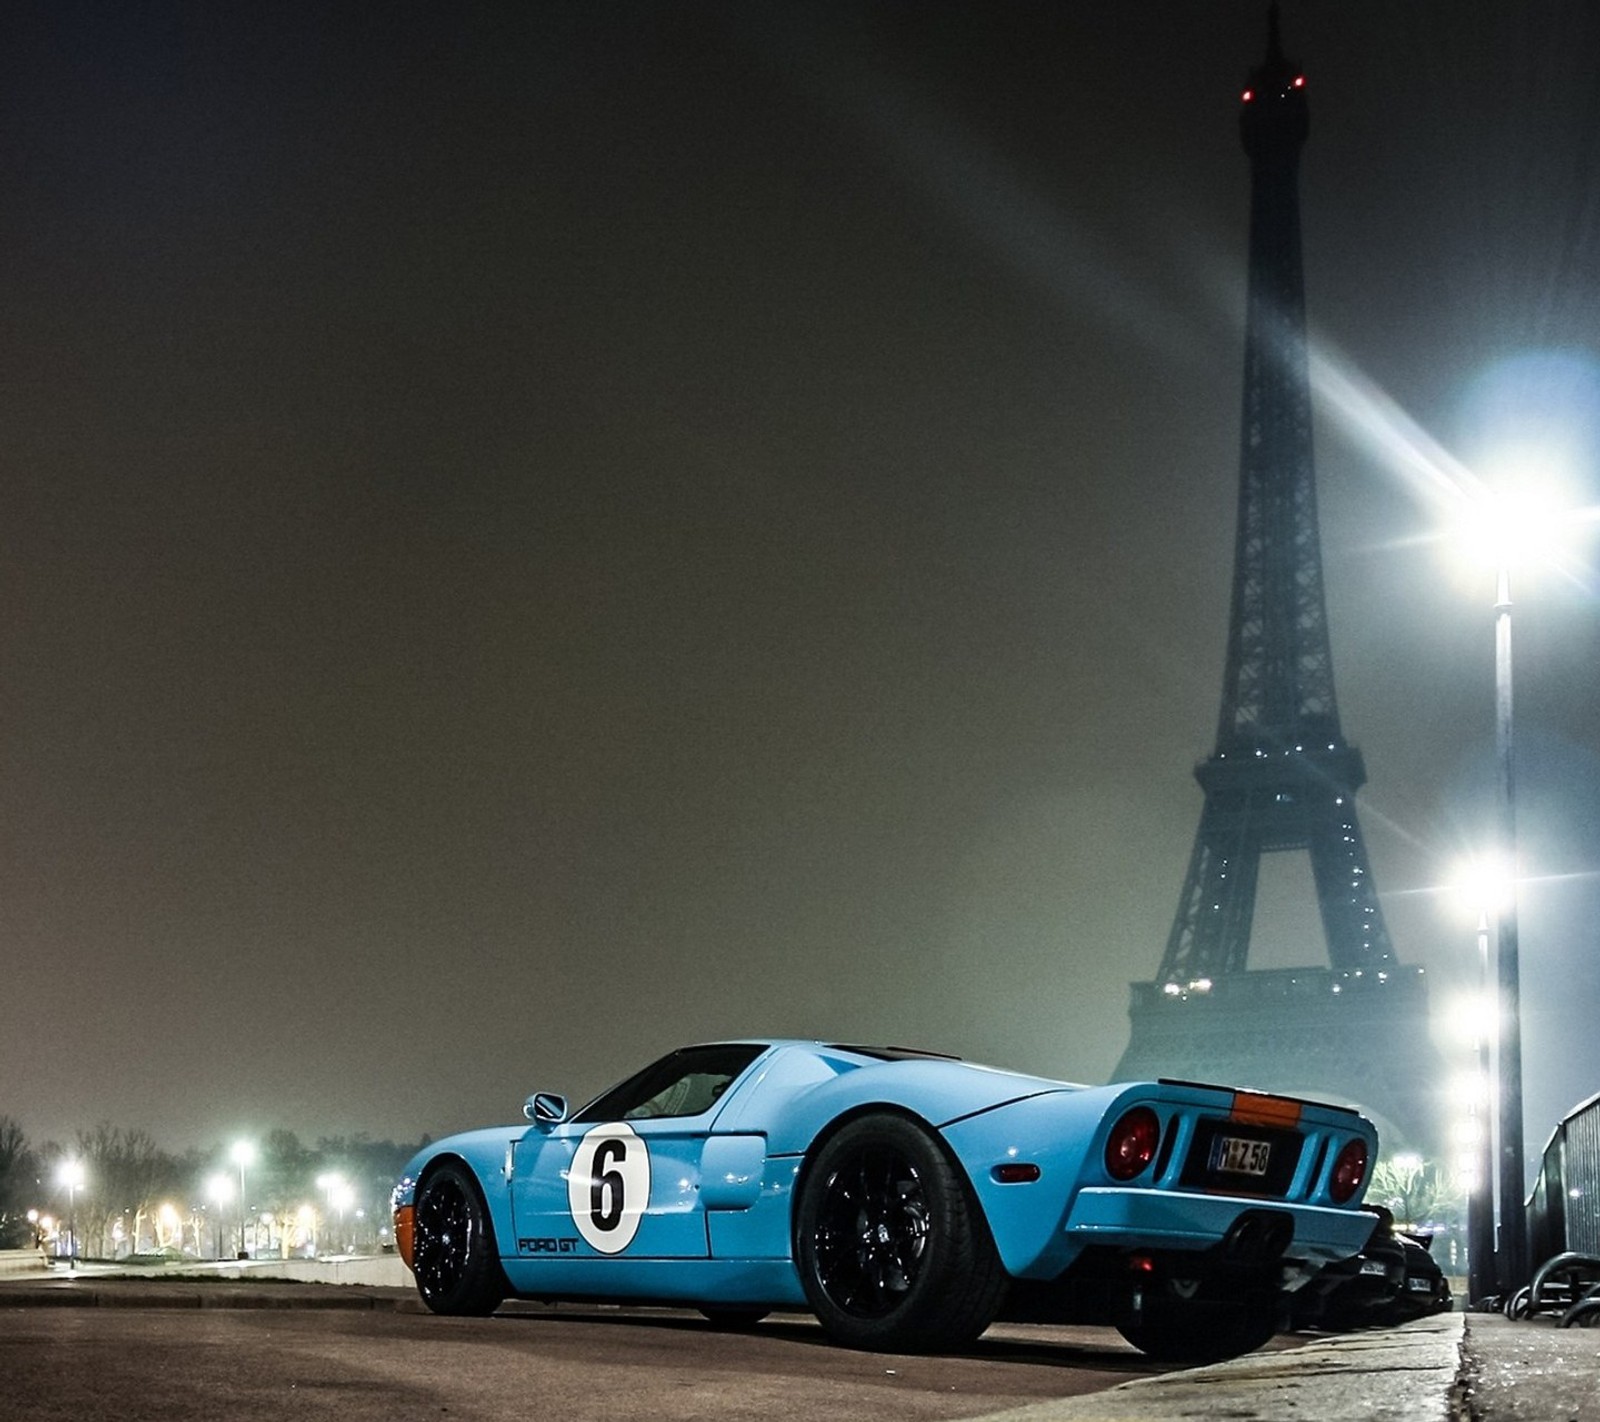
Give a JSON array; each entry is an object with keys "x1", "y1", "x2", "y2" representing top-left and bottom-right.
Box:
[{"x1": 524, "y1": 1092, "x2": 569, "y2": 1128}]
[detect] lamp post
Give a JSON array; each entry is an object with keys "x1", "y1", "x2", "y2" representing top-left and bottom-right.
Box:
[
  {"x1": 1490, "y1": 562, "x2": 1528, "y2": 1292},
  {"x1": 230, "y1": 1141, "x2": 256, "y2": 1259},
  {"x1": 205, "y1": 1173, "x2": 233, "y2": 1260},
  {"x1": 317, "y1": 1172, "x2": 354, "y2": 1255},
  {"x1": 57, "y1": 1160, "x2": 85, "y2": 1269},
  {"x1": 1457, "y1": 482, "x2": 1558, "y2": 1294},
  {"x1": 1467, "y1": 907, "x2": 1498, "y2": 1301},
  {"x1": 1450, "y1": 858, "x2": 1507, "y2": 1303},
  {"x1": 1450, "y1": 863, "x2": 1502, "y2": 1307}
]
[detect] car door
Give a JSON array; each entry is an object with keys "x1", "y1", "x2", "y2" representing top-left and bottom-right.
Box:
[{"x1": 509, "y1": 1043, "x2": 769, "y2": 1263}]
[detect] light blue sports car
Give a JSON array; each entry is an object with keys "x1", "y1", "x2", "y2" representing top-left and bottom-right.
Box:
[{"x1": 391, "y1": 1041, "x2": 1378, "y2": 1361}]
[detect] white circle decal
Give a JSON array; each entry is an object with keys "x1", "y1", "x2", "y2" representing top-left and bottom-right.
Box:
[{"x1": 569, "y1": 1123, "x2": 651, "y2": 1254}]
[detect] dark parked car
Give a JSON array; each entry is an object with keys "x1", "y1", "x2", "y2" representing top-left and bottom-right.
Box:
[
  {"x1": 1388, "y1": 1231, "x2": 1451, "y2": 1322},
  {"x1": 1290, "y1": 1206, "x2": 1450, "y2": 1330}
]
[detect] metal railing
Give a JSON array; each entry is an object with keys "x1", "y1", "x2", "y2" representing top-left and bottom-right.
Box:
[{"x1": 1511, "y1": 1090, "x2": 1600, "y2": 1327}]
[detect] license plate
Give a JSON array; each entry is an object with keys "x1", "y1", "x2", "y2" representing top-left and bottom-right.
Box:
[
  {"x1": 1210, "y1": 1135, "x2": 1272, "y2": 1176},
  {"x1": 1360, "y1": 1259, "x2": 1389, "y2": 1276},
  {"x1": 1407, "y1": 1278, "x2": 1433, "y2": 1292}
]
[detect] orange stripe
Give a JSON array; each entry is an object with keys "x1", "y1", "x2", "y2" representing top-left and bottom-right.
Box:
[{"x1": 1229, "y1": 1091, "x2": 1303, "y2": 1128}]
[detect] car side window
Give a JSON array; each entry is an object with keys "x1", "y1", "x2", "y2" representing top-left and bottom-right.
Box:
[{"x1": 573, "y1": 1044, "x2": 766, "y2": 1124}]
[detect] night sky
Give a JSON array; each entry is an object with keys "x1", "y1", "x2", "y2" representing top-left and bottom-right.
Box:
[{"x1": 3, "y1": 2, "x2": 1598, "y2": 1171}]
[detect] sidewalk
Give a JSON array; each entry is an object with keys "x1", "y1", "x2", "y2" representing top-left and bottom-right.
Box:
[
  {"x1": 986, "y1": 1312, "x2": 1463, "y2": 1421},
  {"x1": 1456, "y1": 1310, "x2": 1600, "y2": 1422},
  {"x1": 983, "y1": 1311, "x2": 1600, "y2": 1422}
]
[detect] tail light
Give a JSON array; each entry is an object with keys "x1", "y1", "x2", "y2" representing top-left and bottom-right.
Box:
[
  {"x1": 1329, "y1": 1138, "x2": 1369, "y2": 1203},
  {"x1": 1105, "y1": 1106, "x2": 1162, "y2": 1182}
]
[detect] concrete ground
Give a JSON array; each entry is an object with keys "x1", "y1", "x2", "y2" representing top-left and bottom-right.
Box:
[{"x1": 2, "y1": 1262, "x2": 1596, "y2": 1420}]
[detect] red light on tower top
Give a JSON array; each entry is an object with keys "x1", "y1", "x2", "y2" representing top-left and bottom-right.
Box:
[{"x1": 1239, "y1": 4, "x2": 1308, "y2": 156}]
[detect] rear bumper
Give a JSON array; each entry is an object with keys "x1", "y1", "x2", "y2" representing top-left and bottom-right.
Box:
[{"x1": 1064, "y1": 1187, "x2": 1376, "y2": 1273}]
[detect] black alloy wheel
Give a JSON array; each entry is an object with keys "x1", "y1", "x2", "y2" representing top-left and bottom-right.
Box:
[
  {"x1": 412, "y1": 1161, "x2": 506, "y2": 1317},
  {"x1": 796, "y1": 1113, "x2": 1005, "y2": 1352}
]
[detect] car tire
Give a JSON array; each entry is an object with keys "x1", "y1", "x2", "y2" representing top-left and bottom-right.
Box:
[
  {"x1": 795, "y1": 1113, "x2": 1006, "y2": 1353},
  {"x1": 1118, "y1": 1298, "x2": 1280, "y2": 1363},
  {"x1": 412, "y1": 1161, "x2": 506, "y2": 1317}
]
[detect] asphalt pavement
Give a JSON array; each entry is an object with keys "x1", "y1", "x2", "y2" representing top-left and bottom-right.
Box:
[{"x1": 1, "y1": 1269, "x2": 1596, "y2": 1421}]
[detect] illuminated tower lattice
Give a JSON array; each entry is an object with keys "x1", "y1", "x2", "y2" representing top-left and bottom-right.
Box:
[{"x1": 1113, "y1": 13, "x2": 1443, "y2": 1151}]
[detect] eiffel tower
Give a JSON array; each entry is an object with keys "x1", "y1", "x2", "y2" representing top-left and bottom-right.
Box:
[{"x1": 1113, "y1": 11, "x2": 1443, "y2": 1153}]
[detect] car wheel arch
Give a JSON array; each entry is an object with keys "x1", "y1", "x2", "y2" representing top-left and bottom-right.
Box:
[
  {"x1": 789, "y1": 1104, "x2": 987, "y2": 1249},
  {"x1": 416, "y1": 1153, "x2": 513, "y2": 1247},
  {"x1": 417, "y1": 1151, "x2": 488, "y2": 1200}
]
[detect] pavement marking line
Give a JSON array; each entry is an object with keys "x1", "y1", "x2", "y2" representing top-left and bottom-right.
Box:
[{"x1": 972, "y1": 1315, "x2": 1466, "y2": 1422}]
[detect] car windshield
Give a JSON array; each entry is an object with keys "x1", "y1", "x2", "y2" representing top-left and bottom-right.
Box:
[{"x1": 573, "y1": 1043, "x2": 767, "y2": 1124}]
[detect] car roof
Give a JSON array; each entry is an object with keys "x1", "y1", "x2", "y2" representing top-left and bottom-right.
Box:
[{"x1": 682, "y1": 1039, "x2": 962, "y2": 1065}]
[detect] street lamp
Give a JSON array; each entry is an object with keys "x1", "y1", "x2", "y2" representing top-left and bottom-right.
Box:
[
  {"x1": 230, "y1": 1140, "x2": 256, "y2": 1259},
  {"x1": 316, "y1": 1172, "x2": 355, "y2": 1255},
  {"x1": 1459, "y1": 489, "x2": 1555, "y2": 1298},
  {"x1": 1455, "y1": 483, "x2": 1573, "y2": 1293},
  {"x1": 1467, "y1": 906, "x2": 1499, "y2": 1300},
  {"x1": 1490, "y1": 546, "x2": 1528, "y2": 1293},
  {"x1": 205, "y1": 1173, "x2": 233, "y2": 1260},
  {"x1": 57, "y1": 1160, "x2": 85, "y2": 1269},
  {"x1": 1450, "y1": 859, "x2": 1508, "y2": 1304}
]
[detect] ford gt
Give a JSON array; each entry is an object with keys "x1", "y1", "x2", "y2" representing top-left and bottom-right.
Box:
[{"x1": 391, "y1": 1041, "x2": 1378, "y2": 1361}]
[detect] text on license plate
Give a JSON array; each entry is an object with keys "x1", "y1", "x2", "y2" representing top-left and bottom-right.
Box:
[{"x1": 1210, "y1": 1135, "x2": 1272, "y2": 1176}]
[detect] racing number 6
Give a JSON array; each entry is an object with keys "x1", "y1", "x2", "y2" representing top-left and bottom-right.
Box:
[
  {"x1": 590, "y1": 1138, "x2": 627, "y2": 1231},
  {"x1": 569, "y1": 1123, "x2": 650, "y2": 1254}
]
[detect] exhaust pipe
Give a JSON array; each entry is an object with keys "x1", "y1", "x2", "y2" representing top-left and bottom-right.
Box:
[{"x1": 1220, "y1": 1210, "x2": 1294, "y2": 1266}]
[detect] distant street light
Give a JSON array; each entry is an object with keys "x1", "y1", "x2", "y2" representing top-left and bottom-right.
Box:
[
  {"x1": 205, "y1": 1173, "x2": 234, "y2": 1260},
  {"x1": 230, "y1": 1141, "x2": 256, "y2": 1259},
  {"x1": 57, "y1": 1160, "x2": 85, "y2": 1269},
  {"x1": 330, "y1": 1181, "x2": 355, "y2": 1253},
  {"x1": 1467, "y1": 905, "x2": 1499, "y2": 1299},
  {"x1": 1450, "y1": 860, "x2": 1507, "y2": 1304},
  {"x1": 316, "y1": 1173, "x2": 356, "y2": 1255}
]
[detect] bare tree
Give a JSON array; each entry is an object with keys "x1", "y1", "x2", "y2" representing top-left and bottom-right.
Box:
[
  {"x1": 73, "y1": 1125, "x2": 185, "y2": 1257},
  {"x1": 0, "y1": 1118, "x2": 40, "y2": 1249}
]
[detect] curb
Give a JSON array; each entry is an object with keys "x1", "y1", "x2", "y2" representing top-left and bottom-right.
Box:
[{"x1": 0, "y1": 1278, "x2": 422, "y2": 1312}]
